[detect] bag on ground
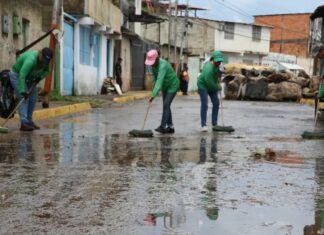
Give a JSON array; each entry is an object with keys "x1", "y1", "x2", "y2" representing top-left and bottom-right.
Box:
[{"x1": 0, "y1": 70, "x2": 16, "y2": 119}]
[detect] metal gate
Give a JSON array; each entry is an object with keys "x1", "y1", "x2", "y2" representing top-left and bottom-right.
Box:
[
  {"x1": 63, "y1": 21, "x2": 74, "y2": 95},
  {"x1": 131, "y1": 38, "x2": 145, "y2": 90}
]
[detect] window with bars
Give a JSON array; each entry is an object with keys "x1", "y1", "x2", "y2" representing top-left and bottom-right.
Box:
[
  {"x1": 79, "y1": 26, "x2": 91, "y2": 65},
  {"x1": 224, "y1": 22, "x2": 234, "y2": 40},
  {"x1": 252, "y1": 25, "x2": 261, "y2": 42}
]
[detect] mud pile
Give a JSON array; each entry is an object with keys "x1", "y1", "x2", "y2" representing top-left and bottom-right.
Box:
[{"x1": 223, "y1": 67, "x2": 320, "y2": 101}]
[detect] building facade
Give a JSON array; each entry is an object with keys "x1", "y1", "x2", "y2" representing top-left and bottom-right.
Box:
[
  {"x1": 63, "y1": 0, "x2": 122, "y2": 95},
  {"x1": 0, "y1": 0, "x2": 50, "y2": 71},
  {"x1": 254, "y1": 13, "x2": 311, "y2": 57}
]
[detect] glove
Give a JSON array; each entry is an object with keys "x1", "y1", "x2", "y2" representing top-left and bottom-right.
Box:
[{"x1": 20, "y1": 92, "x2": 29, "y2": 100}]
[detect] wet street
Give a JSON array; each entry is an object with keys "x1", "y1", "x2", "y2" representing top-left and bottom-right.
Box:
[{"x1": 0, "y1": 95, "x2": 324, "y2": 235}]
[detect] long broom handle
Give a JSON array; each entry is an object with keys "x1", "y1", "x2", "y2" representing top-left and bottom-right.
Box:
[
  {"x1": 315, "y1": 95, "x2": 320, "y2": 127},
  {"x1": 219, "y1": 92, "x2": 224, "y2": 126},
  {"x1": 142, "y1": 103, "x2": 151, "y2": 130},
  {"x1": 1, "y1": 82, "x2": 36, "y2": 127}
]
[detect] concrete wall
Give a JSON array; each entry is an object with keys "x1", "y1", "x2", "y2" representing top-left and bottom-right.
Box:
[
  {"x1": 215, "y1": 23, "x2": 270, "y2": 55},
  {"x1": 0, "y1": 0, "x2": 45, "y2": 71},
  {"x1": 121, "y1": 37, "x2": 131, "y2": 91},
  {"x1": 296, "y1": 57, "x2": 313, "y2": 75},
  {"x1": 254, "y1": 13, "x2": 311, "y2": 57},
  {"x1": 64, "y1": 0, "x2": 121, "y2": 33},
  {"x1": 187, "y1": 18, "x2": 215, "y2": 57},
  {"x1": 73, "y1": 23, "x2": 97, "y2": 95},
  {"x1": 73, "y1": 22, "x2": 116, "y2": 95}
]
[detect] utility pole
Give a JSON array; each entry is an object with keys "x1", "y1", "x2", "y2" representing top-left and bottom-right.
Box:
[
  {"x1": 43, "y1": 0, "x2": 61, "y2": 108},
  {"x1": 168, "y1": 0, "x2": 172, "y2": 60},
  {"x1": 179, "y1": 0, "x2": 189, "y2": 72},
  {"x1": 173, "y1": 0, "x2": 178, "y2": 72}
]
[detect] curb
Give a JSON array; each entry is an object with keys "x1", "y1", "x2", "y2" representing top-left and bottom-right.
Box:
[
  {"x1": 33, "y1": 102, "x2": 92, "y2": 120},
  {"x1": 113, "y1": 92, "x2": 151, "y2": 103},
  {"x1": 112, "y1": 91, "x2": 188, "y2": 103},
  {"x1": 4, "y1": 102, "x2": 92, "y2": 121}
]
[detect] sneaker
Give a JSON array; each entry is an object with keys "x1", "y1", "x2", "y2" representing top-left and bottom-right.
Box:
[
  {"x1": 166, "y1": 127, "x2": 175, "y2": 134},
  {"x1": 201, "y1": 126, "x2": 208, "y2": 132},
  {"x1": 29, "y1": 121, "x2": 40, "y2": 130},
  {"x1": 20, "y1": 123, "x2": 34, "y2": 131},
  {"x1": 155, "y1": 126, "x2": 168, "y2": 134}
]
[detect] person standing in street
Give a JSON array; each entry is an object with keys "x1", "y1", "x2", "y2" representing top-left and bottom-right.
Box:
[
  {"x1": 197, "y1": 50, "x2": 223, "y2": 132},
  {"x1": 179, "y1": 63, "x2": 190, "y2": 95},
  {"x1": 145, "y1": 49, "x2": 179, "y2": 134},
  {"x1": 9, "y1": 47, "x2": 52, "y2": 131},
  {"x1": 114, "y1": 57, "x2": 123, "y2": 92}
]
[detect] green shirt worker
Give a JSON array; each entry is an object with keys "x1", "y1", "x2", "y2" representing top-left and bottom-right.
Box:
[
  {"x1": 9, "y1": 47, "x2": 52, "y2": 131},
  {"x1": 145, "y1": 49, "x2": 179, "y2": 134},
  {"x1": 197, "y1": 50, "x2": 223, "y2": 132}
]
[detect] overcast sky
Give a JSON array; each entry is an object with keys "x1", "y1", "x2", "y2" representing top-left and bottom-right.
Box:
[{"x1": 178, "y1": 0, "x2": 323, "y2": 23}]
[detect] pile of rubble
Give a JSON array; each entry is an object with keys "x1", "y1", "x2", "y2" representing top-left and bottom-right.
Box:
[{"x1": 222, "y1": 65, "x2": 321, "y2": 101}]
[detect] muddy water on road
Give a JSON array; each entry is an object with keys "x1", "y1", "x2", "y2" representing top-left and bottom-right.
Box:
[{"x1": 0, "y1": 99, "x2": 324, "y2": 234}]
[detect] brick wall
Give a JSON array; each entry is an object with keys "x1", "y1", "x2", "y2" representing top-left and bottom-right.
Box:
[{"x1": 255, "y1": 13, "x2": 311, "y2": 57}]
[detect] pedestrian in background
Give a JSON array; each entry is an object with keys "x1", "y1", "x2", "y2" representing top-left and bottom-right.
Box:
[
  {"x1": 197, "y1": 50, "x2": 223, "y2": 132},
  {"x1": 9, "y1": 47, "x2": 52, "y2": 131},
  {"x1": 179, "y1": 63, "x2": 189, "y2": 95},
  {"x1": 145, "y1": 49, "x2": 179, "y2": 134},
  {"x1": 114, "y1": 57, "x2": 123, "y2": 92}
]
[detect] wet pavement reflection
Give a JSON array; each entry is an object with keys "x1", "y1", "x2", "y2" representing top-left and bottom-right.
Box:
[{"x1": 0, "y1": 98, "x2": 324, "y2": 234}]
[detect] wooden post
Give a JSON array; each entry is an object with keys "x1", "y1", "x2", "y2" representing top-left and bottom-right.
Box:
[{"x1": 43, "y1": 0, "x2": 61, "y2": 108}]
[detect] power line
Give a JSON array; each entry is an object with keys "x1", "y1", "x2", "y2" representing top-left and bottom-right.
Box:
[
  {"x1": 210, "y1": 0, "x2": 309, "y2": 36},
  {"x1": 212, "y1": 0, "x2": 253, "y2": 21}
]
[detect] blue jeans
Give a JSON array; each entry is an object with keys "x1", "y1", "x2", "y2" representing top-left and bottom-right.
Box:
[
  {"x1": 198, "y1": 88, "x2": 219, "y2": 127},
  {"x1": 9, "y1": 71, "x2": 37, "y2": 125},
  {"x1": 161, "y1": 92, "x2": 176, "y2": 128}
]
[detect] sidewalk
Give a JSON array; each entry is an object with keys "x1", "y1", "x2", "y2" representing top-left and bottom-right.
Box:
[{"x1": 0, "y1": 90, "x2": 152, "y2": 123}]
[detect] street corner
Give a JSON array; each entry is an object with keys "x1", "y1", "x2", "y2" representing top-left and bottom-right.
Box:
[{"x1": 32, "y1": 102, "x2": 92, "y2": 120}]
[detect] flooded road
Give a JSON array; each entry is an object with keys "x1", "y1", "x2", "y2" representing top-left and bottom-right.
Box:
[{"x1": 0, "y1": 96, "x2": 324, "y2": 234}]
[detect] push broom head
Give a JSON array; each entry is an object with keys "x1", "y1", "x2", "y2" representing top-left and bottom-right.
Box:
[
  {"x1": 129, "y1": 129, "x2": 153, "y2": 137},
  {"x1": 0, "y1": 126, "x2": 9, "y2": 133},
  {"x1": 212, "y1": 125, "x2": 235, "y2": 133}
]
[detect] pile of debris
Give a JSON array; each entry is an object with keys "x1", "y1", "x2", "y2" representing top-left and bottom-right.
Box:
[{"x1": 222, "y1": 66, "x2": 321, "y2": 101}]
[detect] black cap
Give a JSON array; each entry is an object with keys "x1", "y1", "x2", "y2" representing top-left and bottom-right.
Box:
[{"x1": 41, "y1": 47, "x2": 52, "y2": 65}]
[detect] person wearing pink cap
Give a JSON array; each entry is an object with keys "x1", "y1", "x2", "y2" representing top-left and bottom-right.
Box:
[{"x1": 145, "y1": 49, "x2": 179, "y2": 134}]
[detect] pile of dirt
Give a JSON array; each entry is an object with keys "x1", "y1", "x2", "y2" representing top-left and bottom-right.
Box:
[{"x1": 223, "y1": 68, "x2": 320, "y2": 102}]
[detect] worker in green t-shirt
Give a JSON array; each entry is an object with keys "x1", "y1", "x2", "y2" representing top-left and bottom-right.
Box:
[
  {"x1": 9, "y1": 47, "x2": 52, "y2": 131},
  {"x1": 145, "y1": 49, "x2": 179, "y2": 134},
  {"x1": 197, "y1": 50, "x2": 223, "y2": 132}
]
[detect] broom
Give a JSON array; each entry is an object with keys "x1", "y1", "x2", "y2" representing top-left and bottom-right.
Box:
[
  {"x1": 0, "y1": 82, "x2": 36, "y2": 133},
  {"x1": 129, "y1": 102, "x2": 154, "y2": 137},
  {"x1": 212, "y1": 91, "x2": 235, "y2": 133}
]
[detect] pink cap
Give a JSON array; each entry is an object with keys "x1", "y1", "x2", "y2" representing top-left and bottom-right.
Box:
[{"x1": 145, "y1": 49, "x2": 159, "y2": 66}]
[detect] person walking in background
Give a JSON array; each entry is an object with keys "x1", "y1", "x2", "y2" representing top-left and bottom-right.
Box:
[
  {"x1": 9, "y1": 47, "x2": 52, "y2": 131},
  {"x1": 197, "y1": 50, "x2": 223, "y2": 132},
  {"x1": 179, "y1": 63, "x2": 189, "y2": 95},
  {"x1": 114, "y1": 57, "x2": 123, "y2": 91},
  {"x1": 145, "y1": 49, "x2": 179, "y2": 134}
]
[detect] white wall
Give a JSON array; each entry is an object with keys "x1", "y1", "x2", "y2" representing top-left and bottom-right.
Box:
[
  {"x1": 187, "y1": 56, "x2": 200, "y2": 92},
  {"x1": 296, "y1": 57, "x2": 313, "y2": 75},
  {"x1": 99, "y1": 34, "x2": 107, "y2": 91},
  {"x1": 215, "y1": 23, "x2": 270, "y2": 54},
  {"x1": 73, "y1": 22, "x2": 112, "y2": 95}
]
